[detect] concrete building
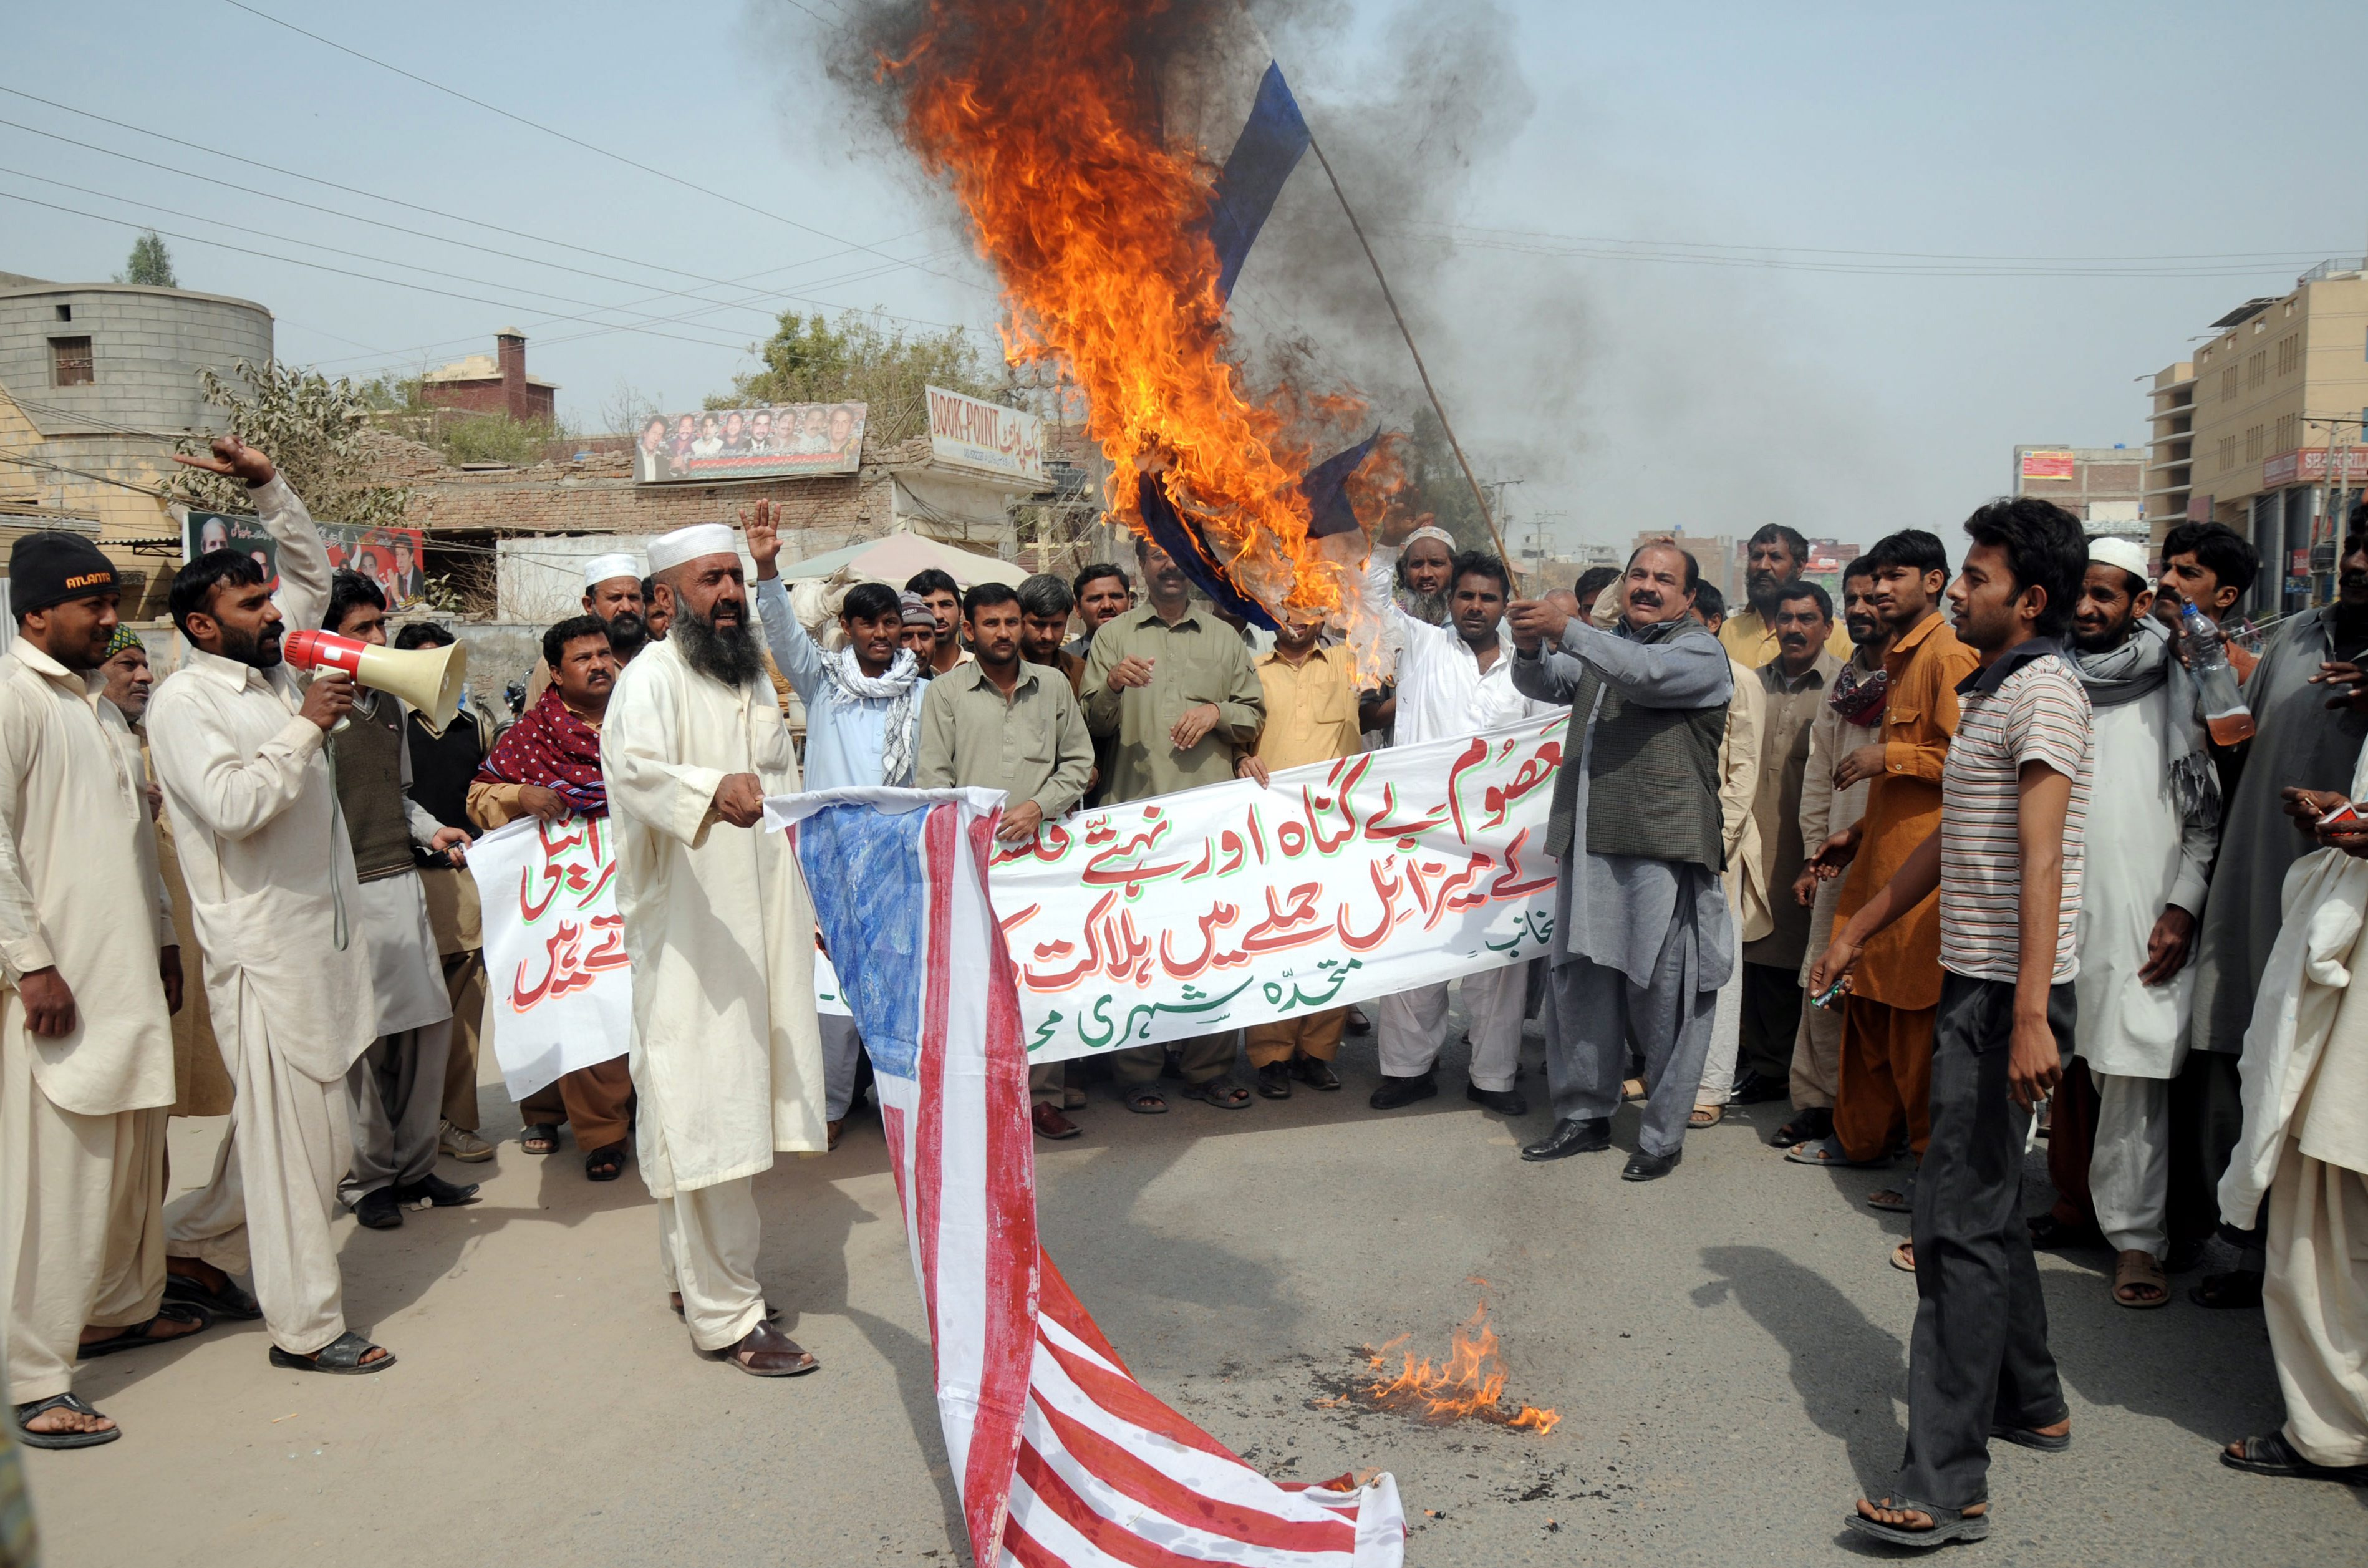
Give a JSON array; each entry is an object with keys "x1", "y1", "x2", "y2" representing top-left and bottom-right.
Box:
[
  {"x1": 419, "y1": 329, "x2": 557, "y2": 424},
  {"x1": 2009, "y1": 445, "x2": 2145, "y2": 541},
  {"x1": 2147, "y1": 257, "x2": 2368, "y2": 614},
  {"x1": 0, "y1": 272, "x2": 273, "y2": 609}
]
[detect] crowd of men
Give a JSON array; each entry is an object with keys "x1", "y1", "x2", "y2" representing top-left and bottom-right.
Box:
[{"x1": 2, "y1": 438, "x2": 2362, "y2": 1551}]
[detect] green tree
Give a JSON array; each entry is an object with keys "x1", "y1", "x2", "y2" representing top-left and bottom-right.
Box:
[
  {"x1": 117, "y1": 231, "x2": 177, "y2": 288},
  {"x1": 722, "y1": 309, "x2": 1005, "y2": 431},
  {"x1": 171, "y1": 358, "x2": 410, "y2": 530}
]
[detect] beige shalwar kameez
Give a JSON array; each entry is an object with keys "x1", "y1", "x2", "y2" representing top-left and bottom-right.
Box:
[
  {"x1": 602, "y1": 635, "x2": 825, "y2": 1352},
  {"x1": 1789, "y1": 658, "x2": 1882, "y2": 1111},
  {"x1": 147, "y1": 475, "x2": 377, "y2": 1357},
  {"x1": 0, "y1": 639, "x2": 178, "y2": 1405}
]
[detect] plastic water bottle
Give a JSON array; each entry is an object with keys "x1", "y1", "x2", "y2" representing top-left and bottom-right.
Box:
[{"x1": 2180, "y1": 603, "x2": 2258, "y2": 746}]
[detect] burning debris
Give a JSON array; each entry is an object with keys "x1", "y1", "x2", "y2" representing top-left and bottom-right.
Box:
[{"x1": 1336, "y1": 1297, "x2": 1559, "y2": 1436}]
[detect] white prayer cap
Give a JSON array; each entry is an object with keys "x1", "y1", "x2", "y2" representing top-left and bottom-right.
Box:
[
  {"x1": 1403, "y1": 525, "x2": 1456, "y2": 551},
  {"x1": 645, "y1": 523, "x2": 737, "y2": 573},
  {"x1": 2088, "y1": 537, "x2": 2150, "y2": 583},
  {"x1": 582, "y1": 551, "x2": 642, "y2": 589}
]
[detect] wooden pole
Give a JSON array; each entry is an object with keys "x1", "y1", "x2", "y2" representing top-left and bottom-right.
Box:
[{"x1": 1300, "y1": 128, "x2": 1514, "y2": 569}]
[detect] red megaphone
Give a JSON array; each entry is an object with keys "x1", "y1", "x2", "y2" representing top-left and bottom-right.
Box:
[{"x1": 283, "y1": 628, "x2": 468, "y2": 735}]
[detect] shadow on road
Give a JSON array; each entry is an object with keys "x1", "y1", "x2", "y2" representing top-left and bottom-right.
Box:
[{"x1": 1693, "y1": 1244, "x2": 1906, "y2": 1494}]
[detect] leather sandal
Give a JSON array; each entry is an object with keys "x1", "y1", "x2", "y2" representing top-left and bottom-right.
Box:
[
  {"x1": 1846, "y1": 1497, "x2": 1990, "y2": 1548},
  {"x1": 12, "y1": 1391, "x2": 120, "y2": 1449},
  {"x1": 713, "y1": 1319, "x2": 819, "y2": 1377},
  {"x1": 77, "y1": 1300, "x2": 211, "y2": 1358},
  {"x1": 2112, "y1": 1249, "x2": 2169, "y2": 1309},
  {"x1": 269, "y1": 1329, "x2": 395, "y2": 1375}
]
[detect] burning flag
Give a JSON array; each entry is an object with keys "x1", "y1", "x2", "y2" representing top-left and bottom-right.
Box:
[
  {"x1": 776, "y1": 788, "x2": 1408, "y2": 1567},
  {"x1": 868, "y1": 0, "x2": 1423, "y2": 627}
]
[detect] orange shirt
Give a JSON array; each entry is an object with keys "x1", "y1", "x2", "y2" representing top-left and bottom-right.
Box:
[{"x1": 1834, "y1": 611, "x2": 1978, "y2": 1010}]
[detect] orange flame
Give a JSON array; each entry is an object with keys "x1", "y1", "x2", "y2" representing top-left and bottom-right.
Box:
[
  {"x1": 881, "y1": 0, "x2": 1375, "y2": 617},
  {"x1": 1361, "y1": 1300, "x2": 1559, "y2": 1436}
]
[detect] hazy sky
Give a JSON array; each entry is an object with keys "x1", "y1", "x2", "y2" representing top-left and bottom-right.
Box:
[{"x1": 5, "y1": 0, "x2": 2358, "y2": 554}]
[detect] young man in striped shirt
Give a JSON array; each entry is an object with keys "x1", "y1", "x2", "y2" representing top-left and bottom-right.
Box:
[{"x1": 1811, "y1": 497, "x2": 2093, "y2": 1549}]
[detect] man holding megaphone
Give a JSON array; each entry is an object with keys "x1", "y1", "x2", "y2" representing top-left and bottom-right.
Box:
[
  {"x1": 311, "y1": 571, "x2": 478, "y2": 1233},
  {"x1": 147, "y1": 437, "x2": 394, "y2": 1375}
]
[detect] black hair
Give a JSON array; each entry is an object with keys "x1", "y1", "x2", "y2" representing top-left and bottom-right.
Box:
[
  {"x1": 639, "y1": 574, "x2": 658, "y2": 603},
  {"x1": 543, "y1": 613, "x2": 610, "y2": 672},
  {"x1": 1863, "y1": 529, "x2": 1949, "y2": 579},
  {"x1": 1772, "y1": 579, "x2": 1834, "y2": 620},
  {"x1": 1960, "y1": 497, "x2": 2087, "y2": 639},
  {"x1": 1018, "y1": 572, "x2": 1075, "y2": 619},
  {"x1": 1840, "y1": 554, "x2": 1875, "y2": 586},
  {"x1": 962, "y1": 581, "x2": 1022, "y2": 617},
  {"x1": 1073, "y1": 562, "x2": 1129, "y2": 600},
  {"x1": 840, "y1": 581, "x2": 902, "y2": 623},
  {"x1": 394, "y1": 621, "x2": 453, "y2": 651},
  {"x1": 1573, "y1": 566, "x2": 1620, "y2": 604},
  {"x1": 1626, "y1": 539, "x2": 1701, "y2": 593},
  {"x1": 1693, "y1": 581, "x2": 1726, "y2": 621},
  {"x1": 168, "y1": 550, "x2": 266, "y2": 634},
  {"x1": 1747, "y1": 523, "x2": 1810, "y2": 562},
  {"x1": 906, "y1": 568, "x2": 960, "y2": 602},
  {"x1": 322, "y1": 569, "x2": 386, "y2": 632},
  {"x1": 1449, "y1": 549, "x2": 1511, "y2": 598},
  {"x1": 2159, "y1": 520, "x2": 2261, "y2": 596}
]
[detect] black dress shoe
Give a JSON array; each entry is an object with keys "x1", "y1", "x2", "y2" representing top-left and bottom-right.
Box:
[
  {"x1": 1520, "y1": 1117, "x2": 1610, "y2": 1161},
  {"x1": 354, "y1": 1187, "x2": 404, "y2": 1230},
  {"x1": 1729, "y1": 1069, "x2": 1789, "y2": 1104},
  {"x1": 1466, "y1": 1083, "x2": 1529, "y2": 1116},
  {"x1": 1621, "y1": 1147, "x2": 1683, "y2": 1182},
  {"x1": 1254, "y1": 1060, "x2": 1294, "y2": 1100},
  {"x1": 1368, "y1": 1073, "x2": 1438, "y2": 1110},
  {"x1": 394, "y1": 1173, "x2": 481, "y2": 1208}
]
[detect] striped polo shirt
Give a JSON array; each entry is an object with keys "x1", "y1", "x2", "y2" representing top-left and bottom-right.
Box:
[{"x1": 1938, "y1": 639, "x2": 2093, "y2": 984}]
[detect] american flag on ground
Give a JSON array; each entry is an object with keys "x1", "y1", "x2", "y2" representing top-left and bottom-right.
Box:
[{"x1": 777, "y1": 789, "x2": 1406, "y2": 1567}]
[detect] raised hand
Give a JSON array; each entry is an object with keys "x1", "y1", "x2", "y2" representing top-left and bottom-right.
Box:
[
  {"x1": 742, "y1": 499, "x2": 781, "y2": 579},
  {"x1": 172, "y1": 435, "x2": 275, "y2": 487}
]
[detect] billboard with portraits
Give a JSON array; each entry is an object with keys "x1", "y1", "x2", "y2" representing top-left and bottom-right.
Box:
[
  {"x1": 631, "y1": 401, "x2": 867, "y2": 484},
  {"x1": 184, "y1": 510, "x2": 432, "y2": 611}
]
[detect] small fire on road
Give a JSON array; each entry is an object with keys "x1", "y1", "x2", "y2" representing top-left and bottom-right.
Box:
[{"x1": 1338, "y1": 1296, "x2": 1559, "y2": 1436}]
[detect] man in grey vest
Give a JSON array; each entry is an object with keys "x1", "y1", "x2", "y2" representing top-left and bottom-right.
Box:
[
  {"x1": 1507, "y1": 542, "x2": 1734, "y2": 1182},
  {"x1": 319, "y1": 572, "x2": 478, "y2": 1231}
]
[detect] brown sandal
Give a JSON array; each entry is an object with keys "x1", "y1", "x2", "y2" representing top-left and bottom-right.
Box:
[
  {"x1": 1689, "y1": 1104, "x2": 1724, "y2": 1128},
  {"x1": 712, "y1": 1319, "x2": 819, "y2": 1377},
  {"x1": 2112, "y1": 1249, "x2": 2169, "y2": 1309}
]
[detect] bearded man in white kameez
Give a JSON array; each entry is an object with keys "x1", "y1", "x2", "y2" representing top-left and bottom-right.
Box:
[{"x1": 604, "y1": 522, "x2": 826, "y2": 1377}]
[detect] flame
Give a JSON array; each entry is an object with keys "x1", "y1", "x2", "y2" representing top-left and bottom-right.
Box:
[
  {"x1": 879, "y1": 0, "x2": 1381, "y2": 619},
  {"x1": 1360, "y1": 1299, "x2": 1559, "y2": 1436}
]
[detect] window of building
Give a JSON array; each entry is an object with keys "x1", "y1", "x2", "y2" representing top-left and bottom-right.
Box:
[
  {"x1": 2245, "y1": 424, "x2": 2264, "y2": 463},
  {"x1": 2223, "y1": 366, "x2": 2240, "y2": 401},
  {"x1": 2248, "y1": 352, "x2": 2266, "y2": 390},
  {"x1": 2220, "y1": 435, "x2": 2238, "y2": 473},
  {"x1": 48, "y1": 336, "x2": 92, "y2": 387},
  {"x1": 2278, "y1": 334, "x2": 2300, "y2": 377},
  {"x1": 2276, "y1": 413, "x2": 2296, "y2": 452},
  {"x1": 52, "y1": 304, "x2": 70, "y2": 322}
]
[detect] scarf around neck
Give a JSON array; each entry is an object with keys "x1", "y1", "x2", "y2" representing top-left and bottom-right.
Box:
[
  {"x1": 821, "y1": 646, "x2": 924, "y2": 785},
  {"x1": 476, "y1": 687, "x2": 607, "y2": 816},
  {"x1": 1828, "y1": 656, "x2": 1889, "y2": 727},
  {"x1": 2072, "y1": 616, "x2": 2219, "y2": 828}
]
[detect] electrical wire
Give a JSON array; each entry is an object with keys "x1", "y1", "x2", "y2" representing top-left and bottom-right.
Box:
[
  {"x1": 0, "y1": 84, "x2": 995, "y2": 342},
  {"x1": 219, "y1": 1, "x2": 987, "y2": 296}
]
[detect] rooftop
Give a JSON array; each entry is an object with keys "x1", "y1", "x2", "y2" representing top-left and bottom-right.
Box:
[{"x1": 422, "y1": 352, "x2": 555, "y2": 389}]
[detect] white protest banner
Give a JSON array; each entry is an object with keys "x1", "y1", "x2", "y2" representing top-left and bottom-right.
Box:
[
  {"x1": 468, "y1": 814, "x2": 634, "y2": 1100},
  {"x1": 986, "y1": 714, "x2": 1566, "y2": 1062}
]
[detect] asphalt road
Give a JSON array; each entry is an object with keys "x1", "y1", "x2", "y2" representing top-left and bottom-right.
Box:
[{"x1": 23, "y1": 990, "x2": 2367, "y2": 1567}]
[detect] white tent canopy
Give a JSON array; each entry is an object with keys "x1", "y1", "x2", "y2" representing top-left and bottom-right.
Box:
[{"x1": 776, "y1": 528, "x2": 1027, "y2": 589}]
